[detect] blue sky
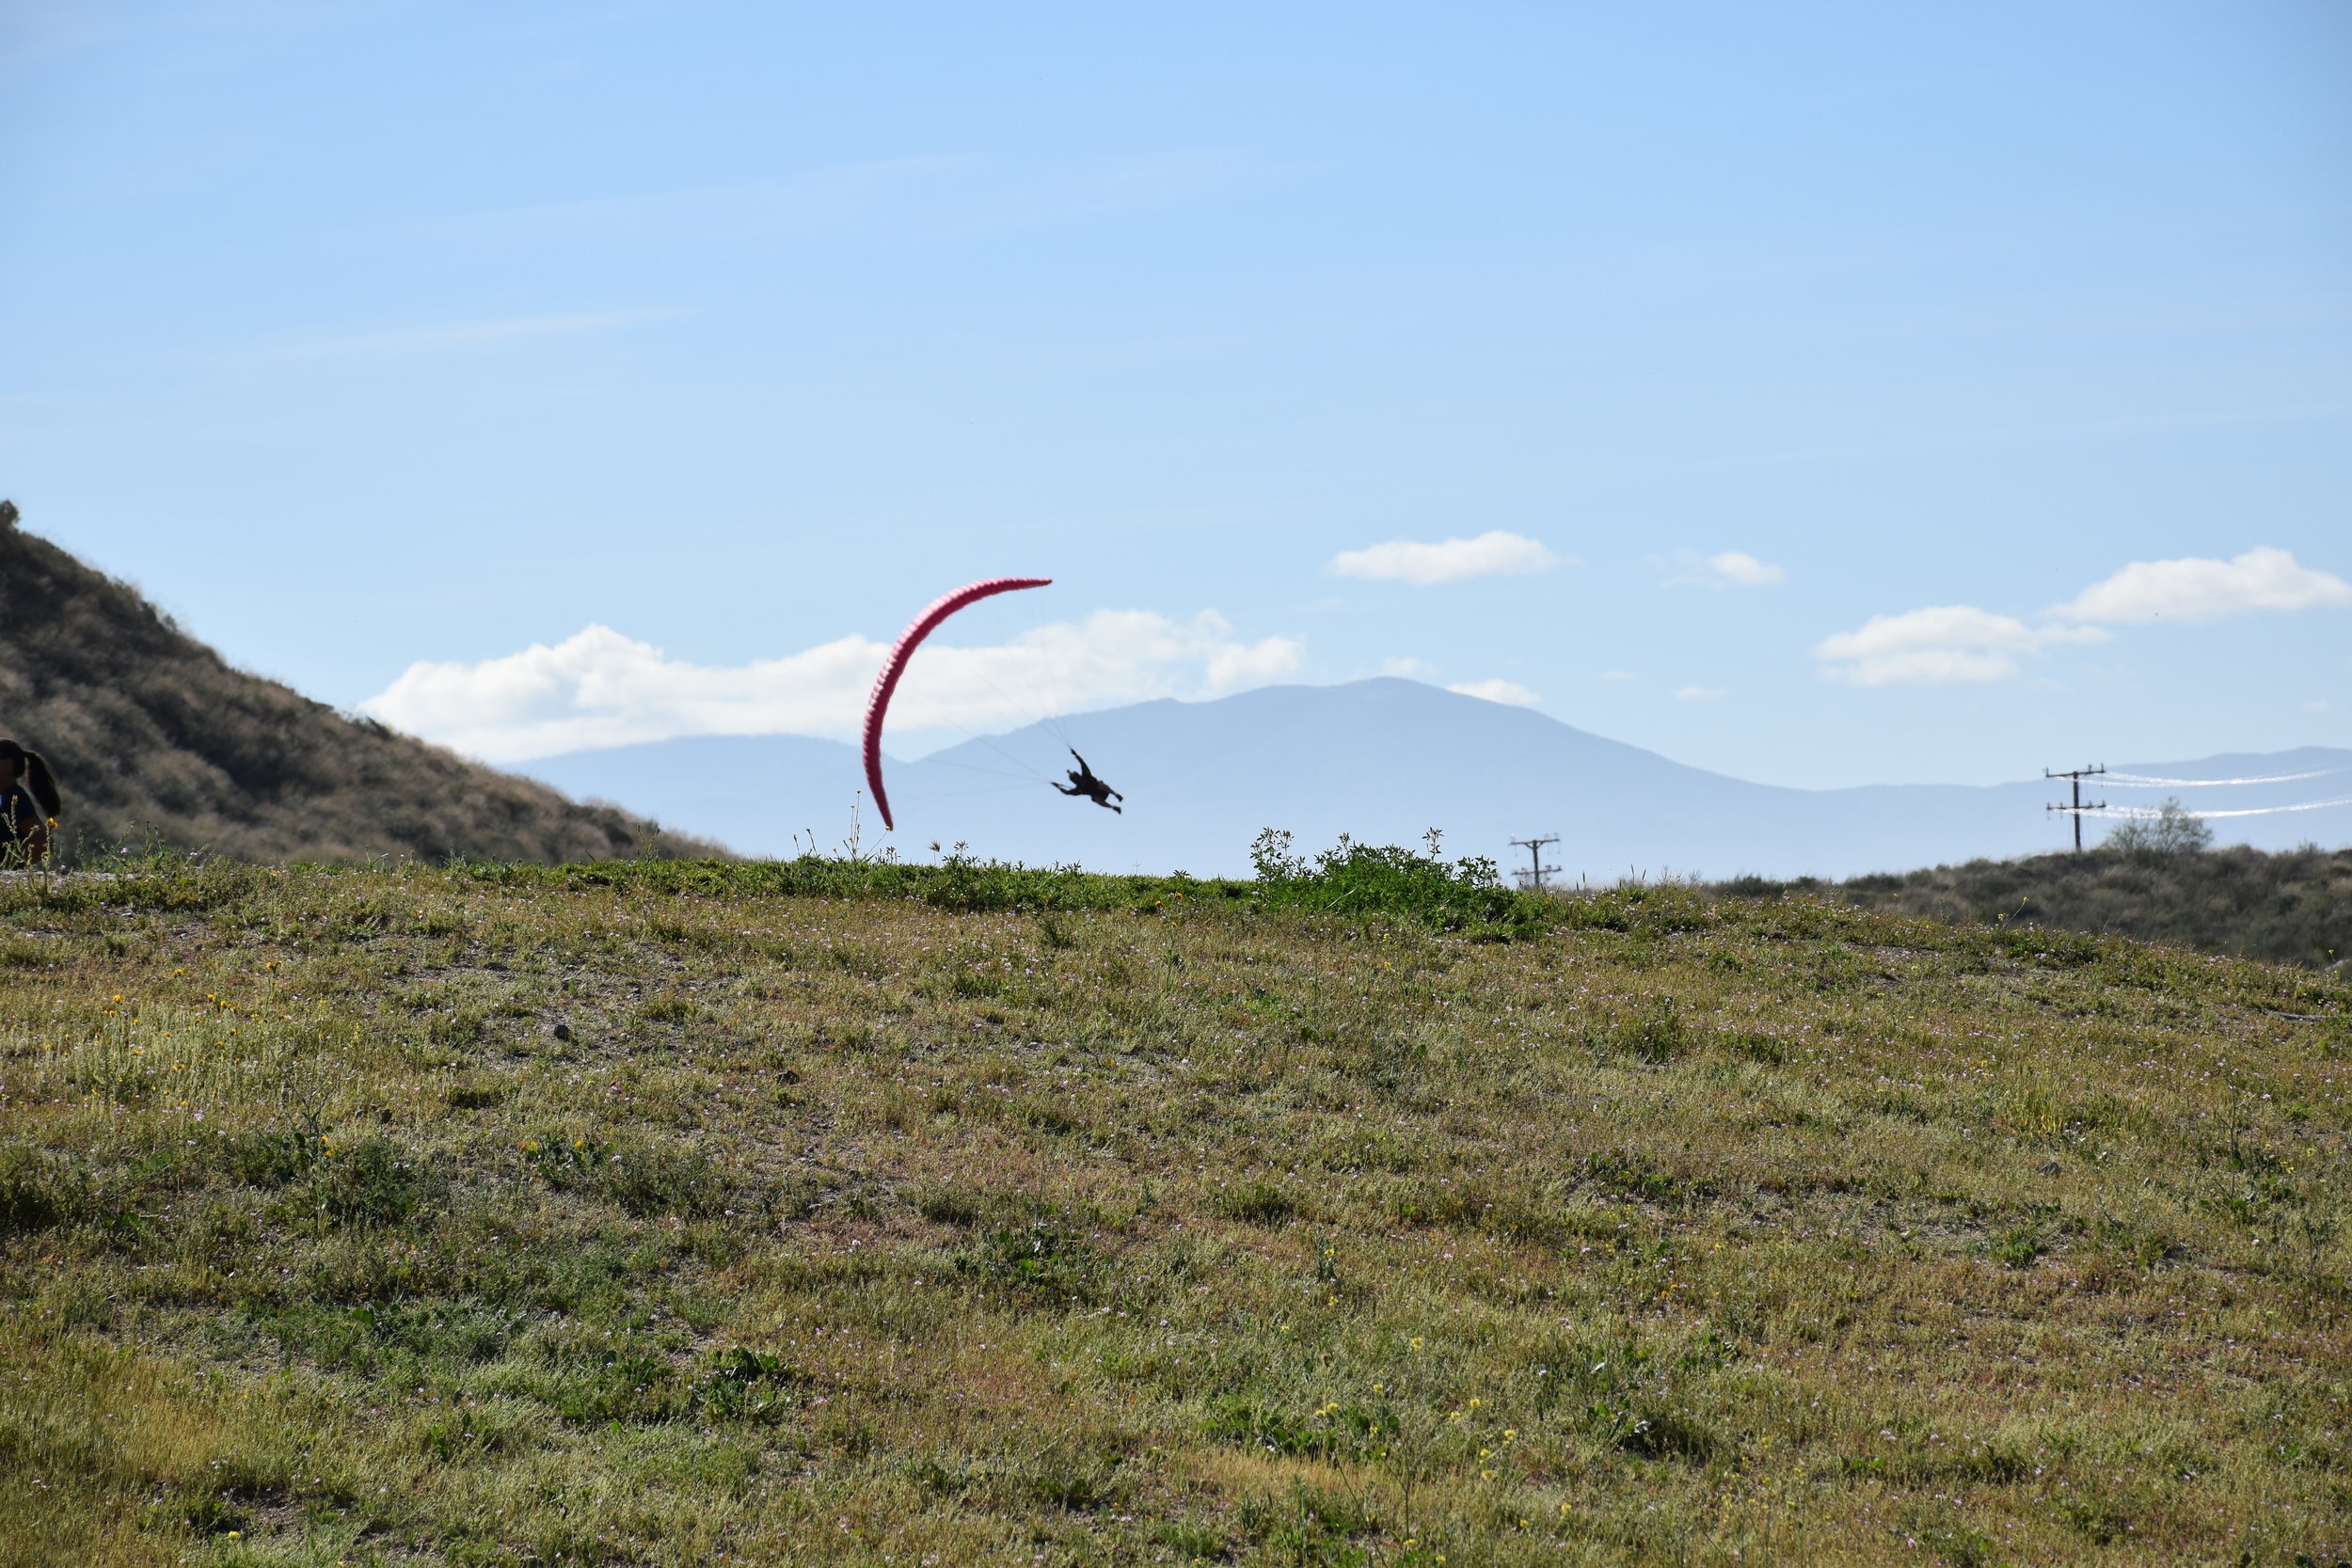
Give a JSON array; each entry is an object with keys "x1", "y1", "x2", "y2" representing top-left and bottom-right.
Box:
[{"x1": 4, "y1": 1, "x2": 2348, "y2": 786}]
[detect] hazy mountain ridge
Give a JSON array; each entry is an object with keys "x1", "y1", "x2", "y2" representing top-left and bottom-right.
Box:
[
  {"x1": 518, "y1": 678, "x2": 2352, "y2": 879},
  {"x1": 0, "y1": 509, "x2": 716, "y2": 864}
]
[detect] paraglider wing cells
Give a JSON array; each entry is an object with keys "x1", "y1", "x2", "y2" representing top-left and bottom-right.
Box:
[{"x1": 860, "y1": 577, "x2": 1052, "y2": 830}]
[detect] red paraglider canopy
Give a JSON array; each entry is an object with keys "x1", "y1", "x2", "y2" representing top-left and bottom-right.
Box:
[{"x1": 861, "y1": 577, "x2": 1053, "y2": 830}]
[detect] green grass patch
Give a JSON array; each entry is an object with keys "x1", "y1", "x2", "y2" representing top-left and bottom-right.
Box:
[{"x1": 3, "y1": 853, "x2": 2349, "y2": 1564}]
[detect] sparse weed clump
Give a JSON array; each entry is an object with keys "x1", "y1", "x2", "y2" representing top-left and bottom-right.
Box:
[{"x1": 1, "y1": 850, "x2": 2348, "y2": 1565}]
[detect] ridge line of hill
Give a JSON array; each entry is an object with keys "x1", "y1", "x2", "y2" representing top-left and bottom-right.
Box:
[{"x1": 0, "y1": 503, "x2": 719, "y2": 864}]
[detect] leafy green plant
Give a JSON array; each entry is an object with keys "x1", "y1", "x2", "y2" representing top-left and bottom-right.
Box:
[
  {"x1": 696, "y1": 1346, "x2": 802, "y2": 1422},
  {"x1": 1249, "y1": 829, "x2": 1539, "y2": 934}
]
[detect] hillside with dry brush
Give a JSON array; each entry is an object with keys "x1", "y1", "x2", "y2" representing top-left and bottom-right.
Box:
[{"x1": 0, "y1": 501, "x2": 715, "y2": 865}]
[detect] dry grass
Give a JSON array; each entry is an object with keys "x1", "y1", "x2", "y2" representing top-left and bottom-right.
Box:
[{"x1": 2, "y1": 860, "x2": 2349, "y2": 1565}]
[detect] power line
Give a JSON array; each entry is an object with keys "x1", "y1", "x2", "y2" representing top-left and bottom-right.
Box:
[
  {"x1": 2044, "y1": 764, "x2": 2106, "y2": 852},
  {"x1": 1509, "y1": 834, "x2": 1560, "y2": 892},
  {"x1": 2105, "y1": 767, "x2": 2342, "y2": 789}
]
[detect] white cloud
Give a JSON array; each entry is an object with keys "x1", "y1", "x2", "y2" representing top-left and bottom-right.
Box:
[
  {"x1": 1816, "y1": 545, "x2": 2346, "y2": 688},
  {"x1": 1332, "y1": 531, "x2": 1562, "y2": 586},
  {"x1": 2057, "y1": 546, "x2": 2350, "y2": 624},
  {"x1": 1813, "y1": 606, "x2": 2106, "y2": 687},
  {"x1": 362, "y1": 610, "x2": 1303, "y2": 763},
  {"x1": 1675, "y1": 685, "x2": 1729, "y2": 702},
  {"x1": 1447, "y1": 678, "x2": 1540, "y2": 706},
  {"x1": 1380, "y1": 657, "x2": 1436, "y2": 678},
  {"x1": 1662, "y1": 549, "x2": 1785, "y2": 589}
]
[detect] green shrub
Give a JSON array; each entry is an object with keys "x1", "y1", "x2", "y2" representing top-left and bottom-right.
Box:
[
  {"x1": 2105, "y1": 798, "x2": 2215, "y2": 858},
  {"x1": 1249, "y1": 829, "x2": 1540, "y2": 935}
]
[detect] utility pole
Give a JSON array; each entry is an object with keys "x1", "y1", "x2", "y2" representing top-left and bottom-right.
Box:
[
  {"x1": 2044, "y1": 764, "x2": 2106, "y2": 852},
  {"x1": 1509, "y1": 834, "x2": 1561, "y2": 892}
]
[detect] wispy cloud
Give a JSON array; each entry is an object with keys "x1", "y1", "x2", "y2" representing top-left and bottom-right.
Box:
[
  {"x1": 1816, "y1": 545, "x2": 2345, "y2": 687},
  {"x1": 1332, "y1": 531, "x2": 1564, "y2": 586},
  {"x1": 362, "y1": 610, "x2": 1303, "y2": 763},
  {"x1": 1675, "y1": 685, "x2": 1729, "y2": 702},
  {"x1": 1661, "y1": 549, "x2": 1784, "y2": 589},
  {"x1": 2057, "y1": 546, "x2": 2350, "y2": 624},
  {"x1": 1815, "y1": 606, "x2": 2105, "y2": 686},
  {"x1": 261, "y1": 310, "x2": 674, "y2": 360},
  {"x1": 1447, "y1": 679, "x2": 1540, "y2": 707}
]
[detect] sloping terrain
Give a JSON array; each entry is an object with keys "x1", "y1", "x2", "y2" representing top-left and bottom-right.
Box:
[
  {"x1": 1742, "y1": 843, "x2": 2352, "y2": 973},
  {"x1": 3, "y1": 858, "x2": 2347, "y2": 1565},
  {"x1": 0, "y1": 503, "x2": 712, "y2": 863}
]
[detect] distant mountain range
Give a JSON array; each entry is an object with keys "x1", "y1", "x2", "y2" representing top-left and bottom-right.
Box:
[
  {"x1": 516, "y1": 678, "x2": 2352, "y2": 879},
  {"x1": 24, "y1": 499, "x2": 2331, "y2": 880}
]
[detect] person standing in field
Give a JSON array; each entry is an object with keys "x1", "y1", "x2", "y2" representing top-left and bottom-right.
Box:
[{"x1": 0, "y1": 739, "x2": 61, "y2": 866}]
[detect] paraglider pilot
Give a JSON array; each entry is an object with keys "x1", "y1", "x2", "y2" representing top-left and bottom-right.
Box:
[{"x1": 1055, "y1": 750, "x2": 1123, "y2": 815}]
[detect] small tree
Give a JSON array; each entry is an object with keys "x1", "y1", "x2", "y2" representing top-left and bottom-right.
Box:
[{"x1": 2104, "y1": 797, "x2": 2213, "y2": 857}]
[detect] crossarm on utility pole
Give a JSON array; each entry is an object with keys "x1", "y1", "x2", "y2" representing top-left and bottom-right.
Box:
[
  {"x1": 2043, "y1": 765, "x2": 2107, "y2": 852},
  {"x1": 1509, "y1": 834, "x2": 1561, "y2": 892}
]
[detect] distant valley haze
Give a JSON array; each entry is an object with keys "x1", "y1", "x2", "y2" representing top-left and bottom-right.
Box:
[{"x1": 515, "y1": 678, "x2": 2352, "y2": 879}]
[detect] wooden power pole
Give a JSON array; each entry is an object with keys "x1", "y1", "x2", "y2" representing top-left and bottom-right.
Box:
[
  {"x1": 1510, "y1": 834, "x2": 1561, "y2": 892},
  {"x1": 2044, "y1": 764, "x2": 2106, "y2": 852}
]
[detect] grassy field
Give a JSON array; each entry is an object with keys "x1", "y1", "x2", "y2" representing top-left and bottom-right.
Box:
[{"x1": 3, "y1": 853, "x2": 2350, "y2": 1567}]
